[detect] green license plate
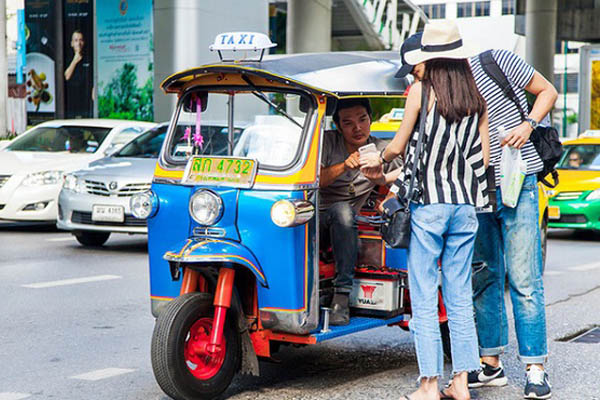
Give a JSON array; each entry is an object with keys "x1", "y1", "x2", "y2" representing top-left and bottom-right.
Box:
[{"x1": 182, "y1": 156, "x2": 257, "y2": 187}]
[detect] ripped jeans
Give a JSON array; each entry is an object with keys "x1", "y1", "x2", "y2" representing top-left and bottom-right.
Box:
[
  {"x1": 408, "y1": 203, "x2": 480, "y2": 379},
  {"x1": 472, "y1": 174, "x2": 547, "y2": 364}
]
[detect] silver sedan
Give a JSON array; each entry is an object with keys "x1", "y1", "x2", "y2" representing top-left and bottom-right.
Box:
[{"x1": 57, "y1": 123, "x2": 168, "y2": 246}]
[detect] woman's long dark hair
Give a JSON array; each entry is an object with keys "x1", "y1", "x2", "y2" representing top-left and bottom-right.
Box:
[{"x1": 423, "y1": 59, "x2": 486, "y2": 124}]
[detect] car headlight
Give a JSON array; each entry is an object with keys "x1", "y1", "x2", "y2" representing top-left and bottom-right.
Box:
[
  {"x1": 63, "y1": 174, "x2": 84, "y2": 193},
  {"x1": 130, "y1": 190, "x2": 159, "y2": 219},
  {"x1": 586, "y1": 188, "x2": 600, "y2": 201},
  {"x1": 21, "y1": 170, "x2": 64, "y2": 187},
  {"x1": 271, "y1": 199, "x2": 315, "y2": 227},
  {"x1": 189, "y1": 190, "x2": 223, "y2": 226}
]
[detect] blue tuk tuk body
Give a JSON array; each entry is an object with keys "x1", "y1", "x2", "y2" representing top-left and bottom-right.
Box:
[{"x1": 136, "y1": 39, "x2": 432, "y2": 399}]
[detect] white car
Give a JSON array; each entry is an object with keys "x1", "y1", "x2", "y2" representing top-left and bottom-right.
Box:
[
  {"x1": 0, "y1": 119, "x2": 156, "y2": 222},
  {"x1": 57, "y1": 123, "x2": 169, "y2": 246}
]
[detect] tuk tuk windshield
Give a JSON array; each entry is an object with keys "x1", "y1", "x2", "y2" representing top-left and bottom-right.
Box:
[{"x1": 166, "y1": 90, "x2": 312, "y2": 169}]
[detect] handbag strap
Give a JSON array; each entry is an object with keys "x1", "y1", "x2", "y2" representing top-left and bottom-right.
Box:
[
  {"x1": 406, "y1": 82, "x2": 429, "y2": 202},
  {"x1": 478, "y1": 50, "x2": 526, "y2": 122}
]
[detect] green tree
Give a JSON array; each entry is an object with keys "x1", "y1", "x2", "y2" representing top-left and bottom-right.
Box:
[{"x1": 98, "y1": 63, "x2": 154, "y2": 121}]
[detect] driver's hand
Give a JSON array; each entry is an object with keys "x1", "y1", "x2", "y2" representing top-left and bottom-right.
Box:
[
  {"x1": 359, "y1": 152, "x2": 381, "y2": 168},
  {"x1": 344, "y1": 151, "x2": 361, "y2": 170}
]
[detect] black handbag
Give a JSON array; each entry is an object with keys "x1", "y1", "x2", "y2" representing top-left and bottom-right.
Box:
[
  {"x1": 380, "y1": 84, "x2": 429, "y2": 249},
  {"x1": 478, "y1": 50, "x2": 562, "y2": 188}
]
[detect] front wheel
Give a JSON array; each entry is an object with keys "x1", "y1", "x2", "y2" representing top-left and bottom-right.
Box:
[
  {"x1": 74, "y1": 231, "x2": 110, "y2": 247},
  {"x1": 151, "y1": 292, "x2": 241, "y2": 400}
]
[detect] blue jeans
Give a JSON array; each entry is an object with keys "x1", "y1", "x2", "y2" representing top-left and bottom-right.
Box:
[
  {"x1": 408, "y1": 203, "x2": 480, "y2": 378},
  {"x1": 320, "y1": 202, "x2": 357, "y2": 293},
  {"x1": 472, "y1": 174, "x2": 547, "y2": 364}
]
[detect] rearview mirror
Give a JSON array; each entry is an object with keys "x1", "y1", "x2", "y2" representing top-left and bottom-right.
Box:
[{"x1": 182, "y1": 92, "x2": 208, "y2": 113}]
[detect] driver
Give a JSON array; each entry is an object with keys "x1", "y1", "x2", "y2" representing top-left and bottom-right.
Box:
[
  {"x1": 568, "y1": 150, "x2": 583, "y2": 168},
  {"x1": 319, "y1": 98, "x2": 402, "y2": 325}
]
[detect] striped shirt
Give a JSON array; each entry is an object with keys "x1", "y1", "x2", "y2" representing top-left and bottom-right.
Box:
[
  {"x1": 404, "y1": 101, "x2": 488, "y2": 207},
  {"x1": 469, "y1": 49, "x2": 543, "y2": 186}
]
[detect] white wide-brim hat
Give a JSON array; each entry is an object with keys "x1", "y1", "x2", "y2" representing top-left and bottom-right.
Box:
[{"x1": 404, "y1": 20, "x2": 477, "y2": 65}]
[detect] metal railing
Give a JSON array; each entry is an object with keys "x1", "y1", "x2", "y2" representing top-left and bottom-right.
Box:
[{"x1": 343, "y1": 0, "x2": 428, "y2": 50}]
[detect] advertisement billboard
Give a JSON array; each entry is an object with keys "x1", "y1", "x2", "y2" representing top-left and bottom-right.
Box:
[
  {"x1": 63, "y1": 0, "x2": 94, "y2": 118},
  {"x1": 97, "y1": 0, "x2": 154, "y2": 121},
  {"x1": 24, "y1": 0, "x2": 56, "y2": 119},
  {"x1": 579, "y1": 45, "x2": 600, "y2": 132},
  {"x1": 591, "y1": 60, "x2": 600, "y2": 130}
]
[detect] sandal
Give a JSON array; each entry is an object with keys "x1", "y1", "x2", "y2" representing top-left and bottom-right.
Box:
[
  {"x1": 440, "y1": 390, "x2": 454, "y2": 400},
  {"x1": 440, "y1": 389, "x2": 479, "y2": 400},
  {"x1": 399, "y1": 395, "x2": 413, "y2": 400}
]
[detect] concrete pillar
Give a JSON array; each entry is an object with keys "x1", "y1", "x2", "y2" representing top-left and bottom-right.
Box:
[
  {"x1": 287, "y1": 0, "x2": 332, "y2": 53},
  {"x1": 0, "y1": 0, "x2": 7, "y2": 137},
  {"x1": 153, "y1": 0, "x2": 269, "y2": 122},
  {"x1": 525, "y1": 0, "x2": 557, "y2": 81}
]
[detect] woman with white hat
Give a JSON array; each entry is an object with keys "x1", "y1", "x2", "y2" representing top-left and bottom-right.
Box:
[{"x1": 361, "y1": 20, "x2": 490, "y2": 400}]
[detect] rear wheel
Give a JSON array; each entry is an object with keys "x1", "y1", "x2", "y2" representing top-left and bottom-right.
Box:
[
  {"x1": 151, "y1": 292, "x2": 241, "y2": 400},
  {"x1": 74, "y1": 231, "x2": 110, "y2": 247}
]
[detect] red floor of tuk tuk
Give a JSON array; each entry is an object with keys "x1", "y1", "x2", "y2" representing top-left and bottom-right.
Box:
[{"x1": 311, "y1": 314, "x2": 406, "y2": 342}]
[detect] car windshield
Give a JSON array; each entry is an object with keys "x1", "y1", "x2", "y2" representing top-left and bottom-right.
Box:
[
  {"x1": 557, "y1": 144, "x2": 600, "y2": 170},
  {"x1": 166, "y1": 90, "x2": 311, "y2": 169},
  {"x1": 7, "y1": 125, "x2": 112, "y2": 153},
  {"x1": 115, "y1": 125, "x2": 168, "y2": 158}
]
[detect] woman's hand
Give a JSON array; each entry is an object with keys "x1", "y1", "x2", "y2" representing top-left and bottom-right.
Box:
[
  {"x1": 377, "y1": 191, "x2": 396, "y2": 214},
  {"x1": 361, "y1": 165, "x2": 385, "y2": 185},
  {"x1": 359, "y1": 152, "x2": 381, "y2": 169}
]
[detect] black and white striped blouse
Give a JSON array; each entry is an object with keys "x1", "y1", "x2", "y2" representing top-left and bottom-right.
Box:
[
  {"x1": 404, "y1": 101, "x2": 488, "y2": 208},
  {"x1": 469, "y1": 49, "x2": 543, "y2": 187}
]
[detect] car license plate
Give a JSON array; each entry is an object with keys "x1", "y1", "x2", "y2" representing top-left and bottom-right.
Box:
[
  {"x1": 548, "y1": 206, "x2": 560, "y2": 220},
  {"x1": 92, "y1": 205, "x2": 125, "y2": 222},
  {"x1": 182, "y1": 156, "x2": 257, "y2": 188}
]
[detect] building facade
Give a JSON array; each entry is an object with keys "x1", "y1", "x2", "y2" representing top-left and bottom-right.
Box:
[{"x1": 412, "y1": 0, "x2": 582, "y2": 135}]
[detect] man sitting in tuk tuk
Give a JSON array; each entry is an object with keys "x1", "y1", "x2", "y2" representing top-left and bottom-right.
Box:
[{"x1": 319, "y1": 98, "x2": 402, "y2": 325}]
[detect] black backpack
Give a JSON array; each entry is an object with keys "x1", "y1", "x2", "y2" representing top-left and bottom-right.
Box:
[{"x1": 478, "y1": 50, "x2": 562, "y2": 188}]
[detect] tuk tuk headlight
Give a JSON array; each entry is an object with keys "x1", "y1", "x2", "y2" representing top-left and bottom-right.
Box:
[
  {"x1": 271, "y1": 199, "x2": 315, "y2": 227},
  {"x1": 586, "y1": 188, "x2": 600, "y2": 201},
  {"x1": 189, "y1": 190, "x2": 223, "y2": 225},
  {"x1": 130, "y1": 190, "x2": 158, "y2": 219}
]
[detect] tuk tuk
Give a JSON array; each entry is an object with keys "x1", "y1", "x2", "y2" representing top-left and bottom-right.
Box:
[{"x1": 131, "y1": 32, "x2": 450, "y2": 400}]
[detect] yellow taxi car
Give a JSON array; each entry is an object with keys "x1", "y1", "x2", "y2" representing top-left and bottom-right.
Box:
[
  {"x1": 369, "y1": 110, "x2": 550, "y2": 266},
  {"x1": 547, "y1": 130, "x2": 600, "y2": 232}
]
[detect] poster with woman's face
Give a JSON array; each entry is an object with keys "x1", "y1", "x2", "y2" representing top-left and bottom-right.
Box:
[{"x1": 63, "y1": 0, "x2": 94, "y2": 118}]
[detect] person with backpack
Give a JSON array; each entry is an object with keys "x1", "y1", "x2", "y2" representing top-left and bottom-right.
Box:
[{"x1": 465, "y1": 46, "x2": 558, "y2": 399}]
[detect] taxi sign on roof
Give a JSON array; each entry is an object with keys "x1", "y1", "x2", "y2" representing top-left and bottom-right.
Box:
[
  {"x1": 210, "y1": 32, "x2": 276, "y2": 62},
  {"x1": 580, "y1": 129, "x2": 600, "y2": 138},
  {"x1": 389, "y1": 108, "x2": 404, "y2": 120}
]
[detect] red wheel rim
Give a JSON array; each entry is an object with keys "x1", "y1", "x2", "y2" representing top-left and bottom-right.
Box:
[{"x1": 184, "y1": 317, "x2": 226, "y2": 380}]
